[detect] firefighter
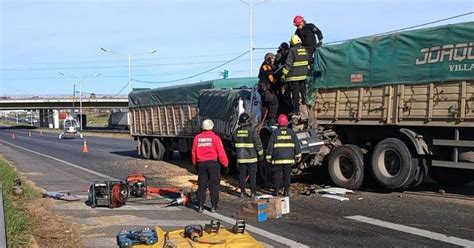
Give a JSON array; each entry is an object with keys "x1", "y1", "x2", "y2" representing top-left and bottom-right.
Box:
[
  {"x1": 293, "y1": 15, "x2": 323, "y2": 66},
  {"x1": 258, "y1": 52, "x2": 279, "y2": 125},
  {"x1": 274, "y1": 42, "x2": 292, "y2": 116},
  {"x1": 266, "y1": 114, "x2": 301, "y2": 197},
  {"x1": 233, "y1": 112, "x2": 264, "y2": 198},
  {"x1": 281, "y1": 35, "x2": 309, "y2": 115},
  {"x1": 191, "y1": 119, "x2": 229, "y2": 213}
]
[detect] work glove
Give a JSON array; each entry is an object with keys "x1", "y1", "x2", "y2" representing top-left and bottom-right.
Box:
[
  {"x1": 223, "y1": 166, "x2": 230, "y2": 175},
  {"x1": 316, "y1": 41, "x2": 323, "y2": 48},
  {"x1": 296, "y1": 157, "x2": 302, "y2": 163}
]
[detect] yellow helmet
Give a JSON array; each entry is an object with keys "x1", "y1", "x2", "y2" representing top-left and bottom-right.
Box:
[{"x1": 290, "y1": 35, "x2": 302, "y2": 45}]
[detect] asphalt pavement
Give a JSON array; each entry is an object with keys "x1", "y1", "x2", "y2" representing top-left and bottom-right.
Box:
[{"x1": 0, "y1": 126, "x2": 473, "y2": 247}]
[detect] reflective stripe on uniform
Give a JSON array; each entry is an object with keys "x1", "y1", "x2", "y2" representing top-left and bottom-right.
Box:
[
  {"x1": 287, "y1": 75, "x2": 307, "y2": 81},
  {"x1": 236, "y1": 134, "x2": 249, "y2": 137},
  {"x1": 235, "y1": 143, "x2": 255, "y2": 148},
  {"x1": 276, "y1": 135, "x2": 292, "y2": 140},
  {"x1": 293, "y1": 61, "x2": 308, "y2": 66},
  {"x1": 295, "y1": 153, "x2": 302, "y2": 158},
  {"x1": 282, "y1": 68, "x2": 289, "y2": 75},
  {"x1": 272, "y1": 159, "x2": 295, "y2": 164},
  {"x1": 266, "y1": 155, "x2": 272, "y2": 160},
  {"x1": 257, "y1": 150, "x2": 264, "y2": 156},
  {"x1": 238, "y1": 158, "x2": 258, "y2": 163},
  {"x1": 274, "y1": 143, "x2": 295, "y2": 148},
  {"x1": 297, "y1": 49, "x2": 307, "y2": 55}
]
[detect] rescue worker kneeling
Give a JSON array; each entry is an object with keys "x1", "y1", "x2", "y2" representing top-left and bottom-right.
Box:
[
  {"x1": 266, "y1": 114, "x2": 301, "y2": 196},
  {"x1": 258, "y1": 52, "x2": 279, "y2": 126},
  {"x1": 233, "y1": 113, "x2": 264, "y2": 198},
  {"x1": 192, "y1": 119, "x2": 229, "y2": 213}
]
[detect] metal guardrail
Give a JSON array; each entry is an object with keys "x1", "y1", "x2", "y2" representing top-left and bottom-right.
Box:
[{"x1": 0, "y1": 182, "x2": 7, "y2": 248}]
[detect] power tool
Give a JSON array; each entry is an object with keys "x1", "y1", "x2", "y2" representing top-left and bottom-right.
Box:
[
  {"x1": 88, "y1": 180, "x2": 129, "y2": 208},
  {"x1": 126, "y1": 173, "x2": 147, "y2": 198},
  {"x1": 117, "y1": 227, "x2": 158, "y2": 248},
  {"x1": 184, "y1": 225, "x2": 203, "y2": 242}
]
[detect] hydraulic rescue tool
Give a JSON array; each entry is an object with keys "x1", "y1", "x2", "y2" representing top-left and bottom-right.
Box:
[
  {"x1": 88, "y1": 180, "x2": 129, "y2": 208},
  {"x1": 184, "y1": 225, "x2": 203, "y2": 242},
  {"x1": 126, "y1": 173, "x2": 147, "y2": 198}
]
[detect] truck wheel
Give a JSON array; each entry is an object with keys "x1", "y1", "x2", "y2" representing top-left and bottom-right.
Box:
[
  {"x1": 430, "y1": 167, "x2": 474, "y2": 187},
  {"x1": 409, "y1": 158, "x2": 428, "y2": 188},
  {"x1": 141, "y1": 138, "x2": 152, "y2": 159},
  {"x1": 327, "y1": 145, "x2": 364, "y2": 190},
  {"x1": 151, "y1": 138, "x2": 164, "y2": 160},
  {"x1": 370, "y1": 138, "x2": 415, "y2": 189}
]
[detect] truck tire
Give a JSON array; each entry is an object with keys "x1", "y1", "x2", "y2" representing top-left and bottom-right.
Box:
[
  {"x1": 151, "y1": 138, "x2": 164, "y2": 160},
  {"x1": 409, "y1": 158, "x2": 428, "y2": 188},
  {"x1": 430, "y1": 167, "x2": 474, "y2": 186},
  {"x1": 370, "y1": 138, "x2": 415, "y2": 189},
  {"x1": 141, "y1": 138, "x2": 152, "y2": 159},
  {"x1": 327, "y1": 145, "x2": 365, "y2": 190}
]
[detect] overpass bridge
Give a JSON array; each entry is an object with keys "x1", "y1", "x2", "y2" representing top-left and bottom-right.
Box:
[{"x1": 0, "y1": 97, "x2": 128, "y2": 128}]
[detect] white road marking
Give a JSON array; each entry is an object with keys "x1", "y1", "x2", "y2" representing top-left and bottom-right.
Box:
[
  {"x1": 0, "y1": 139, "x2": 301, "y2": 248},
  {"x1": 346, "y1": 215, "x2": 474, "y2": 247},
  {"x1": 204, "y1": 211, "x2": 309, "y2": 248},
  {"x1": 0, "y1": 139, "x2": 116, "y2": 180}
]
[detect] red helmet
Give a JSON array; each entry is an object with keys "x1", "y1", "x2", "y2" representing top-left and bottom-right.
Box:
[
  {"x1": 278, "y1": 114, "x2": 289, "y2": 126},
  {"x1": 293, "y1": 15, "x2": 305, "y2": 26}
]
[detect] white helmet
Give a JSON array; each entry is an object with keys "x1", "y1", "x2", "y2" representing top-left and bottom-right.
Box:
[{"x1": 202, "y1": 119, "x2": 214, "y2": 130}]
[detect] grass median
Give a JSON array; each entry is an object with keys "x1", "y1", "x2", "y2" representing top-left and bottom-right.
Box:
[{"x1": 0, "y1": 159, "x2": 36, "y2": 247}]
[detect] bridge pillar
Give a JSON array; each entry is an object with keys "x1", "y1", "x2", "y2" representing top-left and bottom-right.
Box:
[
  {"x1": 47, "y1": 109, "x2": 54, "y2": 128},
  {"x1": 39, "y1": 110, "x2": 46, "y2": 127}
]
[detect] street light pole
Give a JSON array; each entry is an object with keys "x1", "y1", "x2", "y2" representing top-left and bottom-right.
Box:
[
  {"x1": 100, "y1": 48, "x2": 156, "y2": 93},
  {"x1": 241, "y1": 0, "x2": 265, "y2": 77},
  {"x1": 59, "y1": 72, "x2": 100, "y2": 130}
]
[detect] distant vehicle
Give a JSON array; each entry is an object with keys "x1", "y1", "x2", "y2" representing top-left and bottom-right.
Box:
[
  {"x1": 59, "y1": 116, "x2": 83, "y2": 139},
  {"x1": 108, "y1": 112, "x2": 129, "y2": 130}
]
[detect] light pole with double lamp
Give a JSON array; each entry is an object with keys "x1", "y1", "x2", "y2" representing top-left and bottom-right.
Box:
[
  {"x1": 100, "y1": 48, "x2": 156, "y2": 93},
  {"x1": 59, "y1": 72, "x2": 101, "y2": 130}
]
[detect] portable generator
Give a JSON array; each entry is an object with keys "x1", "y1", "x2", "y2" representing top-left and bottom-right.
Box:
[
  {"x1": 88, "y1": 180, "x2": 129, "y2": 208},
  {"x1": 126, "y1": 173, "x2": 147, "y2": 198}
]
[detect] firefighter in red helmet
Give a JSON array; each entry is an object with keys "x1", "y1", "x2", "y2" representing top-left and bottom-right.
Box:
[
  {"x1": 293, "y1": 15, "x2": 323, "y2": 67},
  {"x1": 265, "y1": 114, "x2": 301, "y2": 196}
]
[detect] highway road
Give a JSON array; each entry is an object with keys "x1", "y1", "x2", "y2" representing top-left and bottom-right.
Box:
[{"x1": 0, "y1": 126, "x2": 473, "y2": 247}]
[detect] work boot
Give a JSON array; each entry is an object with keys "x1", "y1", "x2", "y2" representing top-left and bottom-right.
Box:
[
  {"x1": 239, "y1": 192, "x2": 244, "y2": 198},
  {"x1": 249, "y1": 191, "x2": 256, "y2": 198},
  {"x1": 211, "y1": 205, "x2": 219, "y2": 213},
  {"x1": 283, "y1": 188, "x2": 289, "y2": 197},
  {"x1": 197, "y1": 203, "x2": 204, "y2": 213}
]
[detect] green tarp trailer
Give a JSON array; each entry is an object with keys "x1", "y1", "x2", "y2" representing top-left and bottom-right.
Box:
[
  {"x1": 310, "y1": 21, "x2": 474, "y2": 99},
  {"x1": 128, "y1": 77, "x2": 258, "y2": 108}
]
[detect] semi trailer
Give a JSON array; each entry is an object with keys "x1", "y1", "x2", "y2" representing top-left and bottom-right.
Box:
[{"x1": 128, "y1": 22, "x2": 474, "y2": 189}]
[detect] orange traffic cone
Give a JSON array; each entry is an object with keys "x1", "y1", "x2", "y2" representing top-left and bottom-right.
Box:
[
  {"x1": 11, "y1": 132, "x2": 15, "y2": 140},
  {"x1": 82, "y1": 141, "x2": 89, "y2": 153},
  {"x1": 28, "y1": 131, "x2": 32, "y2": 138}
]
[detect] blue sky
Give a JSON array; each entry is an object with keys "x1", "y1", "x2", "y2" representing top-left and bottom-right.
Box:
[{"x1": 1, "y1": 0, "x2": 473, "y2": 96}]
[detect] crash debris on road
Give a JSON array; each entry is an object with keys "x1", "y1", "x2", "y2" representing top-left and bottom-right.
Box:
[
  {"x1": 233, "y1": 195, "x2": 290, "y2": 222},
  {"x1": 301, "y1": 185, "x2": 355, "y2": 201}
]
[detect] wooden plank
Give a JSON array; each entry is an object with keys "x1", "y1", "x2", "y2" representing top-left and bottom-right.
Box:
[
  {"x1": 460, "y1": 81, "x2": 466, "y2": 121},
  {"x1": 386, "y1": 85, "x2": 394, "y2": 124},
  {"x1": 150, "y1": 107, "x2": 155, "y2": 134},
  {"x1": 428, "y1": 83, "x2": 434, "y2": 121},
  {"x1": 399, "y1": 85, "x2": 405, "y2": 121},
  {"x1": 357, "y1": 88, "x2": 363, "y2": 120},
  {"x1": 144, "y1": 108, "x2": 149, "y2": 133},
  {"x1": 334, "y1": 89, "x2": 340, "y2": 120},
  {"x1": 138, "y1": 109, "x2": 143, "y2": 134},
  {"x1": 172, "y1": 106, "x2": 178, "y2": 135},
  {"x1": 179, "y1": 106, "x2": 185, "y2": 134},
  {"x1": 187, "y1": 105, "x2": 193, "y2": 135},
  {"x1": 157, "y1": 107, "x2": 163, "y2": 135},
  {"x1": 164, "y1": 106, "x2": 170, "y2": 135},
  {"x1": 382, "y1": 86, "x2": 389, "y2": 122}
]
